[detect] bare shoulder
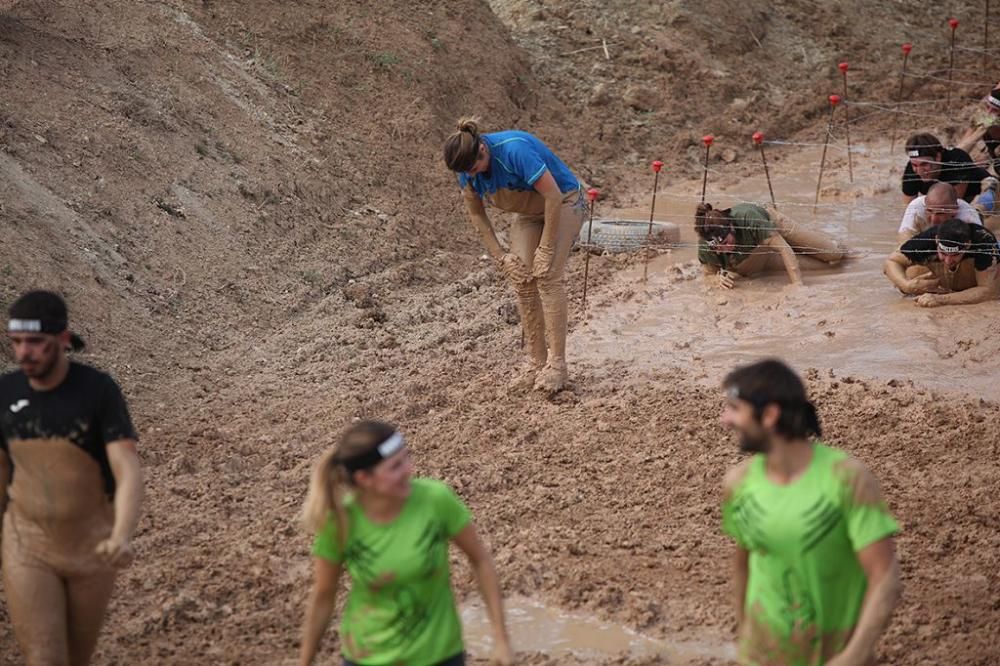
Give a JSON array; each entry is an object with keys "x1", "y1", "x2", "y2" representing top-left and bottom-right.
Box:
[{"x1": 723, "y1": 458, "x2": 753, "y2": 500}]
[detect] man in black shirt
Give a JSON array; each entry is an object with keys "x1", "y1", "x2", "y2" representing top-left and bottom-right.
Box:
[
  {"x1": 883, "y1": 219, "x2": 1000, "y2": 307},
  {"x1": 0, "y1": 291, "x2": 143, "y2": 665},
  {"x1": 901, "y1": 133, "x2": 989, "y2": 204}
]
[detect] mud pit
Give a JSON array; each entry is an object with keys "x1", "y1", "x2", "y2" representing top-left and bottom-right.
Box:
[{"x1": 583, "y1": 141, "x2": 1000, "y2": 398}]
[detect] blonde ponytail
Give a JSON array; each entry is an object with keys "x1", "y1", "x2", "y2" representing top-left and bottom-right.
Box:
[{"x1": 301, "y1": 446, "x2": 350, "y2": 549}]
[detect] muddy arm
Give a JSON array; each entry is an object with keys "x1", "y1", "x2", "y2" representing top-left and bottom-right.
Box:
[
  {"x1": 765, "y1": 233, "x2": 803, "y2": 285},
  {"x1": 828, "y1": 538, "x2": 901, "y2": 665},
  {"x1": 463, "y1": 188, "x2": 504, "y2": 260},
  {"x1": 453, "y1": 523, "x2": 513, "y2": 664},
  {"x1": 95, "y1": 439, "x2": 143, "y2": 567},
  {"x1": 299, "y1": 558, "x2": 343, "y2": 666},
  {"x1": 883, "y1": 252, "x2": 939, "y2": 295}
]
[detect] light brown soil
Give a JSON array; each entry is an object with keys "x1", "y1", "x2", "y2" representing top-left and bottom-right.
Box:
[{"x1": 1, "y1": 1, "x2": 998, "y2": 665}]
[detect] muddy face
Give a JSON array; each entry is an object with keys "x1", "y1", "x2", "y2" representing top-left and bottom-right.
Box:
[
  {"x1": 8, "y1": 333, "x2": 62, "y2": 380},
  {"x1": 909, "y1": 155, "x2": 941, "y2": 182},
  {"x1": 354, "y1": 448, "x2": 413, "y2": 501},
  {"x1": 721, "y1": 398, "x2": 770, "y2": 453}
]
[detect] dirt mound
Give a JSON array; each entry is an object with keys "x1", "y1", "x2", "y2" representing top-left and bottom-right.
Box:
[{"x1": 489, "y1": 0, "x2": 996, "y2": 196}]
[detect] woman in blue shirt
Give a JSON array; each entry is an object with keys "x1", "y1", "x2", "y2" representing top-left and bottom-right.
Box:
[{"x1": 443, "y1": 118, "x2": 585, "y2": 393}]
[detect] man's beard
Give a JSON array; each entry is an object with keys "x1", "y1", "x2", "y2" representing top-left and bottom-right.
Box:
[
  {"x1": 20, "y1": 351, "x2": 58, "y2": 379},
  {"x1": 740, "y1": 431, "x2": 770, "y2": 454}
]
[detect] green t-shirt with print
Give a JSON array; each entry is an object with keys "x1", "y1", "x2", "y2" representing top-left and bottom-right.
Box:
[
  {"x1": 313, "y1": 478, "x2": 472, "y2": 666},
  {"x1": 722, "y1": 443, "x2": 899, "y2": 666},
  {"x1": 698, "y1": 203, "x2": 776, "y2": 270}
]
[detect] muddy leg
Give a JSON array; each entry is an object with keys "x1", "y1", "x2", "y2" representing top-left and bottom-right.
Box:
[
  {"x1": 2, "y1": 515, "x2": 70, "y2": 666},
  {"x1": 766, "y1": 205, "x2": 846, "y2": 264},
  {"x1": 66, "y1": 570, "x2": 116, "y2": 666},
  {"x1": 535, "y1": 196, "x2": 586, "y2": 392},
  {"x1": 508, "y1": 215, "x2": 547, "y2": 387}
]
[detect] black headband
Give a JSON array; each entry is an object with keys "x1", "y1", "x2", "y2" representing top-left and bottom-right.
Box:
[{"x1": 340, "y1": 431, "x2": 406, "y2": 473}]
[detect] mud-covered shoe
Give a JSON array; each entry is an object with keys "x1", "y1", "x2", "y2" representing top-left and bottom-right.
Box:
[
  {"x1": 509, "y1": 360, "x2": 545, "y2": 391},
  {"x1": 533, "y1": 359, "x2": 568, "y2": 393}
]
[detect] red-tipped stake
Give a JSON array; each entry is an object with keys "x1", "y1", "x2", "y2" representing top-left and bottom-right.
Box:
[
  {"x1": 700, "y1": 135, "x2": 714, "y2": 204},
  {"x1": 814, "y1": 95, "x2": 840, "y2": 214},
  {"x1": 948, "y1": 18, "x2": 959, "y2": 112},
  {"x1": 643, "y1": 161, "x2": 665, "y2": 282},
  {"x1": 581, "y1": 187, "x2": 600, "y2": 312},
  {"x1": 838, "y1": 62, "x2": 854, "y2": 182},
  {"x1": 889, "y1": 43, "x2": 913, "y2": 154},
  {"x1": 753, "y1": 132, "x2": 777, "y2": 208}
]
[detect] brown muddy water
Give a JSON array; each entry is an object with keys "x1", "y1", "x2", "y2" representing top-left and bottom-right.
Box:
[
  {"x1": 578, "y1": 141, "x2": 1000, "y2": 399},
  {"x1": 462, "y1": 597, "x2": 734, "y2": 662}
]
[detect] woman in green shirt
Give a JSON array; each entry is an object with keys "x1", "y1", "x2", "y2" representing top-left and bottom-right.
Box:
[
  {"x1": 298, "y1": 421, "x2": 513, "y2": 666},
  {"x1": 695, "y1": 202, "x2": 846, "y2": 289}
]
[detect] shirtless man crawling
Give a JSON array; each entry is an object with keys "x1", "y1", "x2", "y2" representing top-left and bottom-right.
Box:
[{"x1": 884, "y1": 218, "x2": 1000, "y2": 307}]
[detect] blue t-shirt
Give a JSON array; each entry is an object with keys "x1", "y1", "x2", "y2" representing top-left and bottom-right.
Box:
[{"x1": 457, "y1": 130, "x2": 579, "y2": 200}]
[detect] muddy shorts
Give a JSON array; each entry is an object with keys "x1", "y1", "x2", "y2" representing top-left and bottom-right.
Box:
[{"x1": 2, "y1": 509, "x2": 118, "y2": 666}]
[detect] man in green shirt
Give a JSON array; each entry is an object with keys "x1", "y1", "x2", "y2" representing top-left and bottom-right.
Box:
[{"x1": 719, "y1": 359, "x2": 901, "y2": 665}]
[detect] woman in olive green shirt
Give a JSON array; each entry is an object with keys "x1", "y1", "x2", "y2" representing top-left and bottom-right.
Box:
[{"x1": 695, "y1": 203, "x2": 846, "y2": 289}]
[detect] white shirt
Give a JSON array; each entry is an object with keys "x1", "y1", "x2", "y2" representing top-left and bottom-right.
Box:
[{"x1": 898, "y1": 196, "x2": 982, "y2": 235}]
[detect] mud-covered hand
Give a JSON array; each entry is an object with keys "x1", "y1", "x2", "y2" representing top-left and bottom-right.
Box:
[
  {"x1": 95, "y1": 535, "x2": 135, "y2": 568},
  {"x1": 531, "y1": 243, "x2": 555, "y2": 279},
  {"x1": 716, "y1": 270, "x2": 737, "y2": 290},
  {"x1": 490, "y1": 640, "x2": 514, "y2": 666},
  {"x1": 497, "y1": 253, "x2": 532, "y2": 285},
  {"x1": 914, "y1": 293, "x2": 942, "y2": 308}
]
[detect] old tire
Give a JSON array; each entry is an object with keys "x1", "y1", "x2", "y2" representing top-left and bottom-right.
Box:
[{"x1": 577, "y1": 219, "x2": 680, "y2": 254}]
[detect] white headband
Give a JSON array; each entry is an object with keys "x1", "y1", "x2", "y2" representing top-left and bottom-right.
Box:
[
  {"x1": 8, "y1": 319, "x2": 43, "y2": 332},
  {"x1": 377, "y1": 431, "x2": 405, "y2": 458}
]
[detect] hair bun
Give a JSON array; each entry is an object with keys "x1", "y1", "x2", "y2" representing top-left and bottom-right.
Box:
[{"x1": 456, "y1": 116, "x2": 480, "y2": 135}]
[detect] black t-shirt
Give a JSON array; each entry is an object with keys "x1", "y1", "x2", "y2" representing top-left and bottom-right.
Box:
[
  {"x1": 900, "y1": 223, "x2": 1000, "y2": 271},
  {"x1": 901, "y1": 147, "x2": 988, "y2": 201},
  {"x1": 0, "y1": 362, "x2": 137, "y2": 498}
]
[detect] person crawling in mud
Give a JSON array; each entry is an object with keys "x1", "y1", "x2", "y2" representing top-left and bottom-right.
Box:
[
  {"x1": 721, "y1": 359, "x2": 901, "y2": 666},
  {"x1": 695, "y1": 202, "x2": 846, "y2": 289},
  {"x1": 0, "y1": 290, "x2": 143, "y2": 666},
  {"x1": 884, "y1": 218, "x2": 1000, "y2": 307},
  {"x1": 442, "y1": 117, "x2": 586, "y2": 393},
  {"x1": 901, "y1": 133, "x2": 990, "y2": 206},
  {"x1": 897, "y1": 182, "x2": 985, "y2": 244},
  {"x1": 955, "y1": 85, "x2": 1000, "y2": 175}
]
